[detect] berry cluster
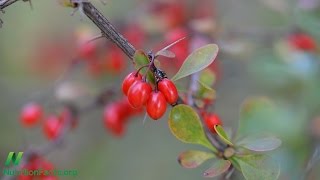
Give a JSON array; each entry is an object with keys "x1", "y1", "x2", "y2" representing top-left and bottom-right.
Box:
[
  {"x1": 103, "y1": 97, "x2": 143, "y2": 137},
  {"x1": 122, "y1": 71, "x2": 178, "y2": 120},
  {"x1": 20, "y1": 103, "x2": 77, "y2": 140}
]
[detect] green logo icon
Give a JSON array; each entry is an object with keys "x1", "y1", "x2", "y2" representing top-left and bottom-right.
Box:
[{"x1": 5, "y1": 152, "x2": 23, "y2": 166}]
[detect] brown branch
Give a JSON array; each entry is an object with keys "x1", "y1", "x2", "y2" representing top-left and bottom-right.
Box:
[
  {"x1": 82, "y1": 2, "x2": 136, "y2": 60},
  {"x1": 0, "y1": 0, "x2": 20, "y2": 10}
]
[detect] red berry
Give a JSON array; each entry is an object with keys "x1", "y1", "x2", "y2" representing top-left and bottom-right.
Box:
[
  {"x1": 105, "y1": 47, "x2": 125, "y2": 74},
  {"x1": 20, "y1": 103, "x2": 43, "y2": 127},
  {"x1": 122, "y1": 72, "x2": 142, "y2": 95},
  {"x1": 127, "y1": 81, "x2": 152, "y2": 108},
  {"x1": 165, "y1": 3, "x2": 186, "y2": 28},
  {"x1": 119, "y1": 97, "x2": 143, "y2": 117},
  {"x1": 153, "y1": 1, "x2": 186, "y2": 28},
  {"x1": 78, "y1": 42, "x2": 96, "y2": 60},
  {"x1": 19, "y1": 156, "x2": 56, "y2": 180},
  {"x1": 204, "y1": 113, "x2": 222, "y2": 134},
  {"x1": 146, "y1": 91, "x2": 167, "y2": 120},
  {"x1": 43, "y1": 116, "x2": 62, "y2": 140},
  {"x1": 288, "y1": 33, "x2": 317, "y2": 51},
  {"x1": 103, "y1": 97, "x2": 144, "y2": 137},
  {"x1": 158, "y1": 78, "x2": 178, "y2": 104},
  {"x1": 103, "y1": 104, "x2": 125, "y2": 137},
  {"x1": 123, "y1": 24, "x2": 145, "y2": 48}
]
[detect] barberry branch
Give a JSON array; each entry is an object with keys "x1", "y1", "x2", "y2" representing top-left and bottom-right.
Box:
[
  {"x1": 0, "y1": 0, "x2": 20, "y2": 10},
  {"x1": 82, "y1": 2, "x2": 136, "y2": 60},
  {"x1": 73, "y1": 0, "x2": 227, "y2": 157}
]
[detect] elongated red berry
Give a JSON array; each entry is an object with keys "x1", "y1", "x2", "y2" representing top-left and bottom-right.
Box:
[
  {"x1": 127, "y1": 81, "x2": 152, "y2": 108},
  {"x1": 122, "y1": 72, "x2": 142, "y2": 95},
  {"x1": 20, "y1": 103, "x2": 43, "y2": 127},
  {"x1": 43, "y1": 116, "x2": 62, "y2": 140},
  {"x1": 146, "y1": 91, "x2": 167, "y2": 120},
  {"x1": 78, "y1": 42, "x2": 96, "y2": 60},
  {"x1": 158, "y1": 78, "x2": 178, "y2": 104},
  {"x1": 118, "y1": 97, "x2": 143, "y2": 117},
  {"x1": 204, "y1": 113, "x2": 222, "y2": 134},
  {"x1": 105, "y1": 47, "x2": 125, "y2": 74},
  {"x1": 288, "y1": 33, "x2": 316, "y2": 51},
  {"x1": 103, "y1": 103, "x2": 125, "y2": 137}
]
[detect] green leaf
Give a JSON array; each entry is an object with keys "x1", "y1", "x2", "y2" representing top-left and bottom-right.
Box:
[
  {"x1": 133, "y1": 50, "x2": 155, "y2": 84},
  {"x1": 197, "y1": 80, "x2": 215, "y2": 92},
  {"x1": 134, "y1": 50, "x2": 149, "y2": 69},
  {"x1": 169, "y1": 104, "x2": 217, "y2": 152},
  {"x1": 214, "y1": 125, "x2": 233, "y2": 146},
  {"x1": 196, "y1": 69, "x2": 216, "y2": 101},
  {"x1": 171, "y1": 44, "x2": 219, "y2": 81},
  {"x1": 237, "y1": 135, "x2": 281, "y2": 152},
  {"x1": 199, "y1": 69, "x2": 216, "y2": 87},
  {"x1": 178, "y1": 150, "x2": 215, "y2": 169},
  {"x1": 235, "y1": 155, "x2": 280, "y2": 180},
  {"x1": 237, "y1": 97, "x2": 275, "y2": 136},
  {"x1": 229, "y1": 157, "x2": 241, "y2": 170},
  {"x1": 203, "y1": 159, "x2": 231, "y2": 178},
  {"x1": 197, "y1": 80, "x2": 216, "y2": 100},
  {"x1": 236, "y1": 96, "x2": 306, "y2": 144}
]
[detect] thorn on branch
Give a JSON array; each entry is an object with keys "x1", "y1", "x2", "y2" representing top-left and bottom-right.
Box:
[{"x1": 86, "y1": 32, "x2": 105, "y2": 44}]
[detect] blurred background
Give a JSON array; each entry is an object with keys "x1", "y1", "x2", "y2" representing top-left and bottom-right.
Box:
[{"x1": 1, "y1": 0, "x2": 320, "y2": 179}]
